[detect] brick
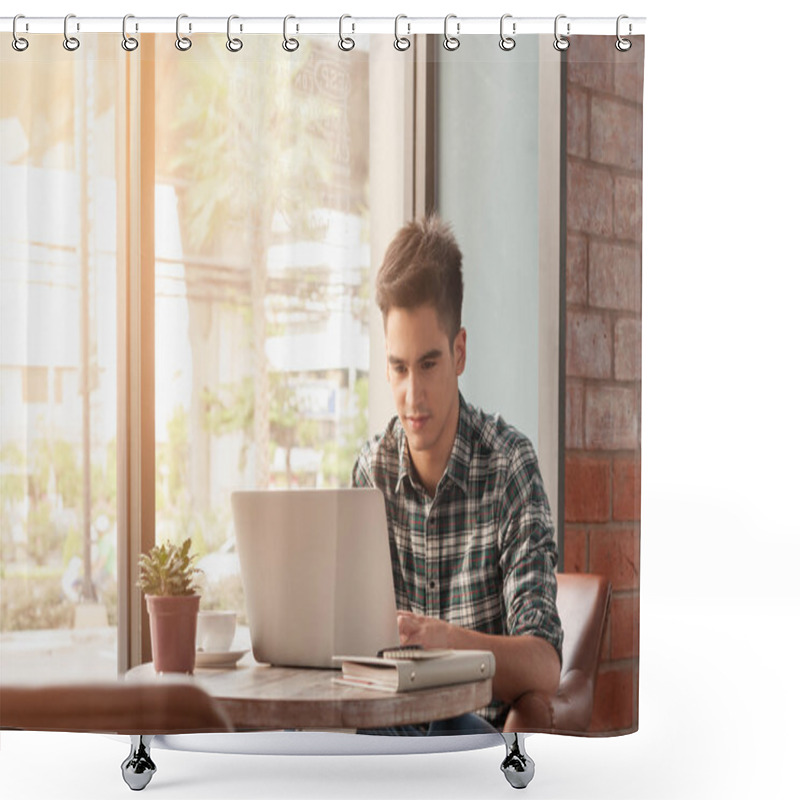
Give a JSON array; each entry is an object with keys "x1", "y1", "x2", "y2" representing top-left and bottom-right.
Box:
[
  {"x1": 613, "y1": 457, "x2": 641, "y2": 521},
  {"x1": 566, "y1": 310, "x2": 612, "y2": 379},
  {"x1": 613, "y1": 41, "x2": 645, "y2": 105},
  {"x1": 585, "y1": 385, "x2": 639, "y2": 451},
  {"x1": 614, "y1": 175, "x2": 642, "y2": 242},
  {"x1": 563, "y1": 527, "x2": 588, "y2": 573},
  {"x1": 566, "y1": 234, "x2": 588, "y2": 305},
  {"x1": 609, "y1": 593, "x2": 640, "y2": 661},
  {"x1": 590, "y1": 96, "x2": 643, "y2": 171},
  {"x1": 588, "y1": 241, "x2": 641, "y2": 312},
  {"x1": 567, "y1": 162, "x2": 614, "y2": 237},
  {"x1": 614, "y1": 317, "x2": 642, "y2": 382},
  {"x1": 564, "y1": 456, "x2": 611, "y2": 523},
  {"x1": 567, "y1": 88, "x2": 589, "y2": 159},
  {"x1": 590, "y1": 664, "x2": 638, "y2": 733},
  {"x1": 565, "y1": 380, "x2": 584, "y2": 449},
  {"x1": 567, "y1": 36, "x2": 615, "y2": 94},
  {"x1": 588, "y1": 527, "x2": 640, "y2": 592}
]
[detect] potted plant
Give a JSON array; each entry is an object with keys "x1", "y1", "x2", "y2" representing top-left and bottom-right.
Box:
[{"x1": 138, "y1": 538, "x2": 202, "y2": 674}]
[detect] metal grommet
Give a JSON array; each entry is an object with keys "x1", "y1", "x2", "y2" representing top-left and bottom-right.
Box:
[
  {"x1": 499, "y1": 14, "x2": 516, "y2": 51},
  {"x1": 553, "y1": 14, "x2": 570, "y2": 51},
  {"x1": 282, "y1": 15, "x2": 299, "y2": 52},
  {"x1": 615, "y1": 14, "x2": 632, "y2": 52},
  {"x1": 122, "y1": 14, "x2": 139, "y2": 51},
  {"x1": 12, "y1": 14, "x2": 29, "y2": 52},
  {"x1": 443, "y1": 14, "x2": 460, "y2": 51},
  {"x1": 63, "y1": 13, "x2": 80, "y2": 51},
  {"x1": 394, "y1": 14, "x2": 411, "y2": 51},
  {"x1": 175, "y1": 14, "x2": 192, "y2": 51},
  {"x1": 338, "y1": 14, "x2": 355, "y2": 51},
  {"x1": 226, "y1": 14, "x2": 243, "y2": 52}
]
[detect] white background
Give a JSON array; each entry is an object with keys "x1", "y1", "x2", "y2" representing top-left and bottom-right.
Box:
[{"x1": 2, "y1": 1, "x2": 799, "y2": 798}]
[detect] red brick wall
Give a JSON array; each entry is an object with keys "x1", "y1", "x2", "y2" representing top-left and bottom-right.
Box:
[{"x1": 563, "y1": 36, "x2": 643, "y2": 734}]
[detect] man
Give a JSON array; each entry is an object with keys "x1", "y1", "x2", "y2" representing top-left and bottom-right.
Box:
[{"x1": 352, "y1": 216, "x2": 563, "y2": 732}]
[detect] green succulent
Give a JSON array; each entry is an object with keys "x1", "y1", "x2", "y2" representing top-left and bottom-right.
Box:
[{"x1": 137, "y1": 538, "x2": 201, "y2": 597}]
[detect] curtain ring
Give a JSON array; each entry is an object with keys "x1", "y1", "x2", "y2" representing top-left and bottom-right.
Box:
[
  {"x1": 175, "y1": 14, "x2": 192, "y2": 51},
  {"x1": 227, "y1": 15, "x2": 243, "y2": 52},
  {"x1": 122, "y1": 14, "x2": 139, "y2": 52},
  {"x1": 394, "y1": 14, "x2": 411, "y2": 51},
  {"x1": 553, "y1": 14, "x2": 570, "y2": 51},
  {"x1": 338, "y1": 14, "x2": 355, "y2": 51},
  {"x1": 443, "y1": 14, "x2": 460, "y2": 51},
  {"x1": 283, "y1": 15, "x2": 299, "y2": 52},
  {"x1": 499, "y1": 14, "x2": 516, "y2": 51},
  {"x1": 12, "y1": 15, "x2": 29, "y2": 52},
  {"x1": 615, "y1": 15, "x2": 632, "y2": 52},
  {"x1": 63, "y1": 13, "x2": 80, "y2": 51}
]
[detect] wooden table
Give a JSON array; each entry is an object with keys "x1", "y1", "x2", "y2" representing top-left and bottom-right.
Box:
[
  {"x1": 121, "y1": 658, "x2": 535, "y2": 792},
  {"x1": 127, "y1": 655, "x2": 493, "y2": 730}
]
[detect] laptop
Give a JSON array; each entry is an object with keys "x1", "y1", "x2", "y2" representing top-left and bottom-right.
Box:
[{"x1": 231, "y1": 488, "x2": 401, "y2": 668}]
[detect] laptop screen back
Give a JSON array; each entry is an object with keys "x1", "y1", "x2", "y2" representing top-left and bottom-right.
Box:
[{"x1": 232, "y1": 488, "x2": 400, "y2": 668}]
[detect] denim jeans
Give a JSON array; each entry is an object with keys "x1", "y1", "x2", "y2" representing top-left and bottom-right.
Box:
[{"x1": 358, "y1": 712, "x2": 499, "y2": 737}]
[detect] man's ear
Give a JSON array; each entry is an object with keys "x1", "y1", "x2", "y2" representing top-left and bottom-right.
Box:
[{"x1": 454, "y1": 328, "x2": 466, "y2": 376}]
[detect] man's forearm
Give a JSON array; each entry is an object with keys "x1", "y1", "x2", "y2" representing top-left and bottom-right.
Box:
[
  {"x1": 445, "y1": 626, "x2": 561, "y2": 705},
  {"x1": 397, "y1": 611, "x2": 561, "y2": 704}
]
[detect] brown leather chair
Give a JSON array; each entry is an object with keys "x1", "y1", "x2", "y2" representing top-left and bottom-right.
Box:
[
  {"x1": 0, "y1": 681, "x2": 233, "y2": 735},
  {"x1": 0, "y1": 680, "x2": 233, "y2": 790},
  {"x1": 504, "y1": 572, "x2": 611, "y2": 734}
]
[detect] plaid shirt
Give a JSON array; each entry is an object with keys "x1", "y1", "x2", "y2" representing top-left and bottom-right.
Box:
[{"x1": 352, "y1": 393, "x2": 563, "y2": 728}]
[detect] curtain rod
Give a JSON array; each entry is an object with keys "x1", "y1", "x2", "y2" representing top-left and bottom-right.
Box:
[{"x1": 1, "y1": 16, "x2": 646, "y2": 38}]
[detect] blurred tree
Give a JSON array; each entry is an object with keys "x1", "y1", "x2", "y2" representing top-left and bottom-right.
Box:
[
  {"x1": 322, "y1": 375, "x2": 369, "y2": 487},
  {"x1": 158, "y1": 35, "x2": 348, "y2": 499}
]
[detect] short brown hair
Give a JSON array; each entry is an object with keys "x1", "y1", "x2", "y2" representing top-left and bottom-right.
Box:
[{"x1": 375, "y1": 216, "x2": 464, "y2": 342}]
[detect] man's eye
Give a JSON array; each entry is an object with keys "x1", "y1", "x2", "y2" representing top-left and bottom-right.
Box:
[
  {"x1": 393, "y1": 365, "x2": 407, "y2": 375},
  {"x1": 422, "y1": 361, "x2": 436, "y2": 370}
]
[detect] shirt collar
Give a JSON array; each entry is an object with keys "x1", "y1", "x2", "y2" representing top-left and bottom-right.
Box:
[{"x1": 393, "y1": 392, "x2": 472, "y2": 496}]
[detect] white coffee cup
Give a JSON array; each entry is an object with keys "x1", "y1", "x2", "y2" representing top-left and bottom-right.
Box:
[{"x1": 196, "y1": 610, "x2": 237, "y2": 652}]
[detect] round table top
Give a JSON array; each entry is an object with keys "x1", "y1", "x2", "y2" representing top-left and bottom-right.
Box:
[{"x1": 127, "y1": 656, "x2": 493, "y2": 730}]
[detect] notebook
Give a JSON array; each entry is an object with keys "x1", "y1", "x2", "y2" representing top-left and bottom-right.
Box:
[
  {"x1": 333, "y1": 649, "x2": 496, "y2": 693},
  {"x1": 231, "y1": 488, "x2": 401, "y2": 668}
]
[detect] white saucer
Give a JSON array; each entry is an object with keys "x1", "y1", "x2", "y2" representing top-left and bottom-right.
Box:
[{"x1": 195, "y1": 648, "x2": 248, "y2": 669}]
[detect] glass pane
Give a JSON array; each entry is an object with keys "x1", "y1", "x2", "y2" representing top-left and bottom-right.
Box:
[
  {"x1": 1, "y1": 35, "x2": 120, "y2": 681},
  {"x1": 151, "y1": 35, "x2": 371, "y2": 627},
  {"x1": 436, "y1": 36, "x2": 542, "y2": 447}
]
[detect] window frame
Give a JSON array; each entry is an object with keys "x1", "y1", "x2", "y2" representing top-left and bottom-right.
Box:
[{"x1": 119, "y1": 34, "x2": 565, "y2": 670}]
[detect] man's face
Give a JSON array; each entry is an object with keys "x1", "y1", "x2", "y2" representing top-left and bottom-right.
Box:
[{"x1": 384, "y1": 304, "x2": 466, "y2": 465}]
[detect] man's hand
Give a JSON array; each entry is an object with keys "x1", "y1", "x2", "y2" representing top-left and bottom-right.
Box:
[
  {"x1": 397, "y1": 611, "x2": 454, "y2": 649},
  {"x1": 396, "y1": 611, "x2": 561, "y2": 705}
]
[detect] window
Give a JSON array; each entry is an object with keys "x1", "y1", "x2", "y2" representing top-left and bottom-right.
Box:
[
  {"x1": 131, "y1": 34, "x2": 375, "y2": 659},
  {"x1": 0, "y1": 35, "x2": 119, "y2": 681},
  {"x1": 1, "y1": 34, "x2": 562, "y2": 677},
  {"x1": 364, "y1": 36, "x2": 562, "y2": 529},
  {"x1": 433, "y1": 37, "x2": 562, "y2": 525}
]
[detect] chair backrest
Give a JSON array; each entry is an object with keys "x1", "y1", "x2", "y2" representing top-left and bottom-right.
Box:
[
  {"x1": 503, "y1": 571, "x2": 611, "y2": 733},
  {"x1": 0, "y1": 680, "x2": 232, "y2": 734},
  {"x1": 557, "y1": 572, "x2": 612, "y2": 680}
]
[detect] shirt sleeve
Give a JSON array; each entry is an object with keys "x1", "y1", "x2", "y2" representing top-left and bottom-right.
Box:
[{"x1": 497, "y1": 443, "x2": 564, "y2": 663}]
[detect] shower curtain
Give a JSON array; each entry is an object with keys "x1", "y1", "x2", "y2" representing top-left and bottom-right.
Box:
[{"x1": 0, "y1": 19, "x2": 643, "y2": 740}]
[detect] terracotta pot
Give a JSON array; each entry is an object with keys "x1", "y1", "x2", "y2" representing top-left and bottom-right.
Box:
[{"x1": 145, "y1": 594, "x2": 200, "y2": 674}]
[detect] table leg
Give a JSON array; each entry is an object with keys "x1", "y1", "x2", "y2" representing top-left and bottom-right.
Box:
[
  {"x1": 121, "y1": 735, "x2": 156, "y2": 791},
  {"x1": 500, "y1": 732, "x2": 535, "y2": 789}
]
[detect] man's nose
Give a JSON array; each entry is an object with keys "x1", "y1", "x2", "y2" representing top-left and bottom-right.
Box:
[{"x1": 407, "y1": 369, "x2": 423, "y2": 405}]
